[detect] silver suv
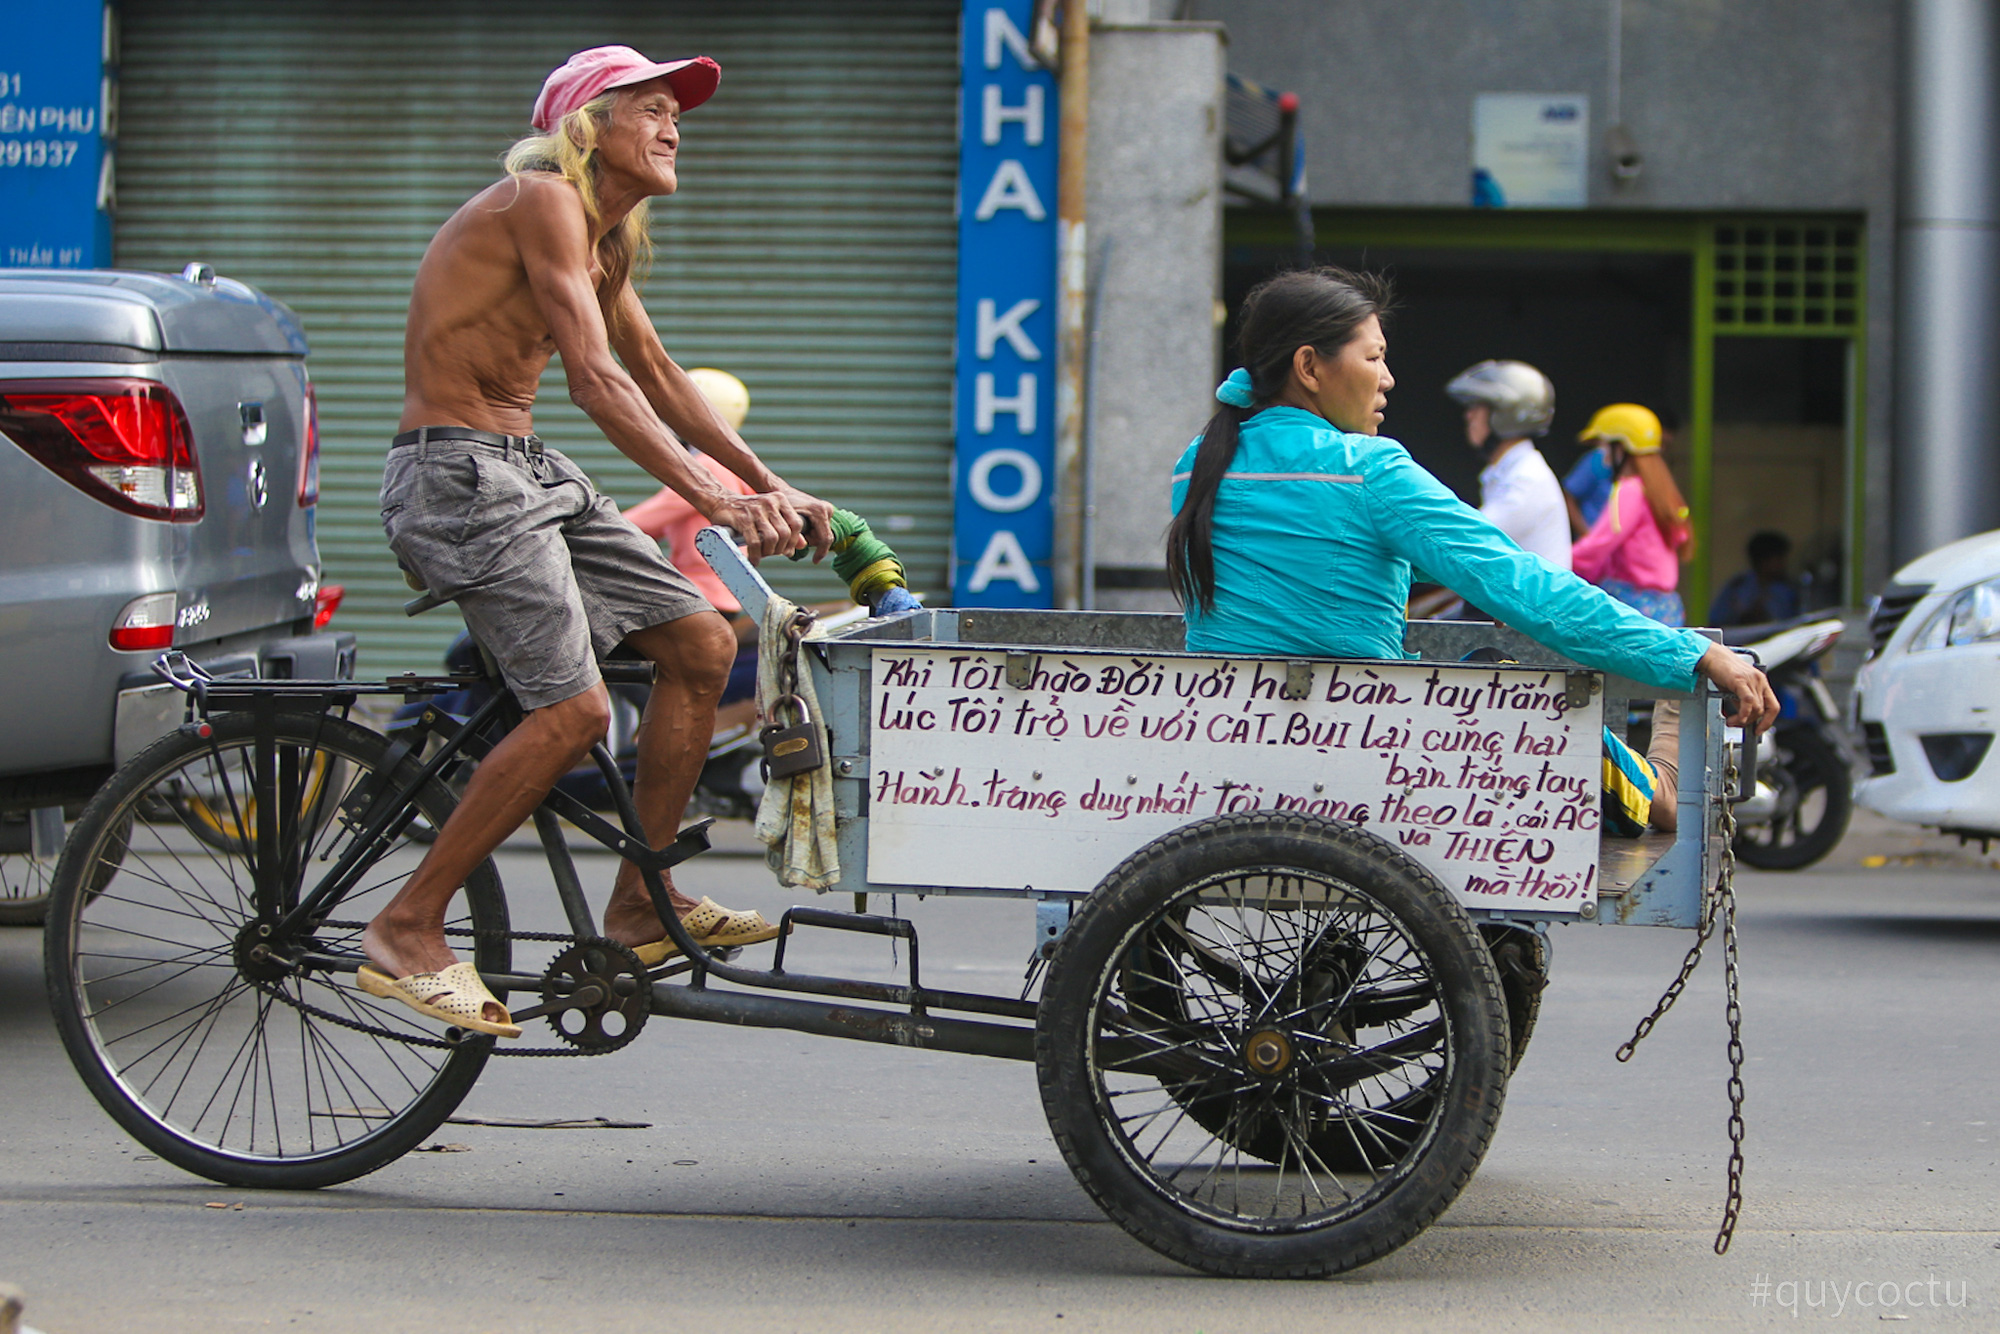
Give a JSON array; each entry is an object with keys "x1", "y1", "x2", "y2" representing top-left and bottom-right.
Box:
[{"x1": 0, "y1": 266, "x2": 354, "y2": 923}]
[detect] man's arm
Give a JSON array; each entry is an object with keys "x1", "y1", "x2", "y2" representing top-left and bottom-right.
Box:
[
  {"x1": 505, "y1": 176, "x2": 816, "y2": 558},
  {"x1": 607, "y1": 284, "x2": 834, "y2": 555}
]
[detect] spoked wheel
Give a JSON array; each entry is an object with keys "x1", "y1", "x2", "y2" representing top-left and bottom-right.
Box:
[
  {"x1": 0, "y1": 809, "x2": 62, "y2": 926},
  {"x1": 0, "y1": 808, "x2": 131, "y2": 926},
  {"x1": 1732, "y1": 726, "x2": 1852, "y2": 870},
  {"x1": 1036, "y1": 813, "x2": 1510, "y2": 1278},
  {"x1": 162, "y1": 750, "x2": 339, "y2": 855},
  {"x1": 44, "y1": 712, "x2": 509, "y2": 1189}
]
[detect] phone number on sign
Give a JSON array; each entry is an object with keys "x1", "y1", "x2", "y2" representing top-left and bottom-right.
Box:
[{"x1": 2, "y1": 139, "x2": 82, "y2": 168}]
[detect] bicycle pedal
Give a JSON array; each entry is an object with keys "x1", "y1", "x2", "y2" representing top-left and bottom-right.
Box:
[{"x1": 644, "y1": 944, "x2": 739, "y2": 980}]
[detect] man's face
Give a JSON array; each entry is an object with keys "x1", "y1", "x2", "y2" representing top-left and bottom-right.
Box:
[{"x1": 598, "y1": 77, "x2": 683, "y2": 196}]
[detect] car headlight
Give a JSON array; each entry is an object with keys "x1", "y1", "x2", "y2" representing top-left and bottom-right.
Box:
[{"x1": 1908, "y1": 575, "x2": 2000, "y2": 651}]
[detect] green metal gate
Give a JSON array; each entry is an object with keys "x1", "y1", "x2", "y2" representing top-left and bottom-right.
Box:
[{"x1": 115, "y1": 0, "x2": 959, "y2": 675}]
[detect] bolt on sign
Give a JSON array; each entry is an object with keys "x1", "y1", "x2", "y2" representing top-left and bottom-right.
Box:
[
  {"x1": 866, "y1": 648, "x2": 1605, "y2": 915},
  {"x1": 953, "y1": 0, "x2": 1059, "y2": 607},
  {"x1": 0, "y1": 1, "x2": 116, "y2": 268}
]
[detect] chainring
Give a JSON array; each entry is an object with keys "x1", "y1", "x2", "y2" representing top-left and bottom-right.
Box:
[{"x1": 541, "y1": 937, "x2": 652, "y2": 1053}]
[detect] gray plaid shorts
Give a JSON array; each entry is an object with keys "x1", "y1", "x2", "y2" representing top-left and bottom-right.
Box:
[{"x1": 381, "y1": 435, "x2": 712, "y2": 710}]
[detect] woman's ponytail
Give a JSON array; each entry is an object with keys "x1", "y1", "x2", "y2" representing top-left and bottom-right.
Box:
[{"x1": 1167, "y1": 402, "x2": 1251, "y2": 613}]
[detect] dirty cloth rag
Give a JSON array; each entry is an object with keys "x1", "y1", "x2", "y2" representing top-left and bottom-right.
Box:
[{"x1": 753, "y1": 593, "x2": 840, "y2": 889}]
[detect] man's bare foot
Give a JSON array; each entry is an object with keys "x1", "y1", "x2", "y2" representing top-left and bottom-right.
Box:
[
  {"x1": 361, "y1": 913, "x2": 458, "y2": 977},
  {"x1": 601, "y1": 884, "x2": 703, "y2": 951}
]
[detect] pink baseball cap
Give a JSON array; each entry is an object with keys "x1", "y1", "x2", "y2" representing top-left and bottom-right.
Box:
[{"x1": 531, "y1": 45, "x2": 721, "y2": 132}]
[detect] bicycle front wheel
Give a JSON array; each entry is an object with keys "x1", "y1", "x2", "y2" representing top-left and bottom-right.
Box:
[{"x1": 44, "y1": 711, "x2": 510, "y2": 1189}]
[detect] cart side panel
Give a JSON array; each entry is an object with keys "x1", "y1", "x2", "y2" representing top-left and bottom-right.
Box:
[{"x1": 860, "y1": 646, "x2": 1605, "y2": 915}]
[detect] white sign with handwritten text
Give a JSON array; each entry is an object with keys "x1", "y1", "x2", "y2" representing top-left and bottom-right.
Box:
[{"x1": 865, "y1": 648, "x2": 1603, "y2": 911}]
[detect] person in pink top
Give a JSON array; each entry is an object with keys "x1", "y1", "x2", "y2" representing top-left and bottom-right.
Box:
[
  {"x1": 623, "y1": 367, "x2": 761, "y2": 733},
  {"x1": 1569, "y1": 403, "x2": 1690, "y2": 628},
  {"x1": 623, "y1": 367, "x2": 757, "y2": 615},
  {"x1": 1568, "y1": 402, "x2": 1695, "y2": 831}
]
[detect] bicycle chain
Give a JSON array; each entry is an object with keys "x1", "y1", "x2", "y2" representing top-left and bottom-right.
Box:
[
  {"x1": 1615, "y1": 749, "x2": 1748, "y2": 1256},
  {"x1": 250, "y1": 921, "x2": 634, "y2": 1057}
]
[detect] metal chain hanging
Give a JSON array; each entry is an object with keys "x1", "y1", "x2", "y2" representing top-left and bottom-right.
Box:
[
  {"x1": 775, "y1": 606, "x2": 815, "y2": 703},
  {"x1": 1615, "y1": 744, "x2": 1749, "y2": 1255}
]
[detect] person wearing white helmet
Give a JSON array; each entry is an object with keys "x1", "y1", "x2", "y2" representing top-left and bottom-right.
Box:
[{"x1": 1445, "y1": 359, "x2": 1571, "y2": 571}]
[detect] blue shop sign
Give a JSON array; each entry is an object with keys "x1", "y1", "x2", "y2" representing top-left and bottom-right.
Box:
[
  {"x1": 952, "y1": 0, "x2": 1058, "y2": 608},
  {"x1": 0, "y1": 0, "x2": 113, "y2": 269}
]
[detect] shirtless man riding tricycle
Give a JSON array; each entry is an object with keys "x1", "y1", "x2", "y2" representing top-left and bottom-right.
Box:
[{"x1": 359, "y1": 44, "x2": 833, "y2": 1036}]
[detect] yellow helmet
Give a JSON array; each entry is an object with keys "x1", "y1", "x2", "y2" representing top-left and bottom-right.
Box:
[
  {"x1": 1579, "y1": 403, "x2": 1662, "y2": 455},
  {"x1": 686, "y1": 367, "x2": 750, "y2": 432}
]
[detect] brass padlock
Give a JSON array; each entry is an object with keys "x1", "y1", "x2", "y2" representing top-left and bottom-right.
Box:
[{"x1": 760, "y1": 693, "x2": 826, "y2": 780}]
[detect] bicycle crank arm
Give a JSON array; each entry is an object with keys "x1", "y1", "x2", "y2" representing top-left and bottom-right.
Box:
[{"x1": 506, "y1": 984, "x2": 607, "y2": 1023}]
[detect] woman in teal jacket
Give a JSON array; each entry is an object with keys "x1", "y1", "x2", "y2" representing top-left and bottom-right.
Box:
[{"x1": 1166, "y1": 268, "x2": 1776, "y2": 733}]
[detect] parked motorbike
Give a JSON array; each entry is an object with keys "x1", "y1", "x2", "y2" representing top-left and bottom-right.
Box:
[{"x1": 1722, "y1": 614, "x2": 1853, "y2": 869}]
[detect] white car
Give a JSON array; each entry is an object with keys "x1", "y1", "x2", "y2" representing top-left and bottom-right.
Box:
[{"x1": 1853, "y1": 528, "x2": 2000, "y2": 837}]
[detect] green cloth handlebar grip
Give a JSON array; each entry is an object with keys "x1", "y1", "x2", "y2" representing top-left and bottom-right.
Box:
[{"x1": 789, "y1": 507, "x2": 908, "y2": 605}]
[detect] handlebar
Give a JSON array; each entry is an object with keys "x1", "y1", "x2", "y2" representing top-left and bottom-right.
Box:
[{"x1": 404, "y1": 589, "x2": 450, "y2": 617}]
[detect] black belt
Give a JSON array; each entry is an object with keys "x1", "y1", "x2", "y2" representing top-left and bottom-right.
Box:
[{"x1": 391, "y1": 426, "x2": 543, "y2": 453}]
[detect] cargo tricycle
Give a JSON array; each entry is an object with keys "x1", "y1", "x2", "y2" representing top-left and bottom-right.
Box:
[{"x1": 43, "y1": 528, "x2": 1746, "y2": 1278}]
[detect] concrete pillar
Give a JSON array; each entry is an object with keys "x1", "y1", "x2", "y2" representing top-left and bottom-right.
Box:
[
  {"x1": 1084, "y1": 19, "x2": 1226, "y2": 610},
  {"x1": 1895, "y1": 0, "x2": 2000, "y2": 562}
]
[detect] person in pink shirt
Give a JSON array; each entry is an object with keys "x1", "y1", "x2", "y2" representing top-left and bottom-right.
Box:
[
  {"x1": 1569, "y1": 403, "x2": 1690, "y2": 628},
  {"x1": 623, "y1": 367, "x2": 758, "y2": 614},
  {"x1": 1568, "y1": 402, "x2": 1694, "y2": 831},
  {"x1": 623, "y1": 368, "x2": 762, "y2": 735}
]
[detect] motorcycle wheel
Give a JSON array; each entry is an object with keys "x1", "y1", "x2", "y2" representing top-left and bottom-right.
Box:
[{"x1": 1733, "y1": 725, "x2": 1852, "y2": 870}]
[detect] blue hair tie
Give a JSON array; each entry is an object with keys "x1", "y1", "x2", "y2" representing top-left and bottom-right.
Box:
[{"x1": 1215, "y1": 367, "x2": 1256, "y2": 409}]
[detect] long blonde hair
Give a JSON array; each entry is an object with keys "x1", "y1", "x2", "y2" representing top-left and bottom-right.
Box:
[{"x1": 503, "y1": 92, "x2": 653, "y2": 333}]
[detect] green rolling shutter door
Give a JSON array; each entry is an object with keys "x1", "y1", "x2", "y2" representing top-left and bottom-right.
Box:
[{"x1": 115, "y1": 0, "x2": 959, "y2": 676}]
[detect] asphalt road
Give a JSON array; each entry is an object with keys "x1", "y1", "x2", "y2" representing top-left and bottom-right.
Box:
[{"x1": 3, "y1": 812, "x2": 1997, "y2": 1332}]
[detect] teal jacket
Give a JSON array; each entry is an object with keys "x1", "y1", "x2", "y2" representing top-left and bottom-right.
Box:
[{"x1": 1168, "y1": 407, "x2": 1710, "y2": 691}]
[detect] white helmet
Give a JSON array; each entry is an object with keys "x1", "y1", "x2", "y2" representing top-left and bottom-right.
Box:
[
  {"x1": 687, "y1": 367, "x2": 750, "y2": 432},
  {"x1": 1446, "y1": 360, "x2": 1555, "y2": 439}
]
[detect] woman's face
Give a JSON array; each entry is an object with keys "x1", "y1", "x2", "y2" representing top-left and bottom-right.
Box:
[{"x1": 1286, "y1": 315, "x2": 1394, "y2": 434}]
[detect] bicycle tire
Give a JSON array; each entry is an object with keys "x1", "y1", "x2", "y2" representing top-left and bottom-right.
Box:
[
  {"x1": 1035, "y1": 812, "x2": 1510, "y2": 1279},
  {"x1": 44, "y1": 711, "x2": 510, "y2": 1189}
]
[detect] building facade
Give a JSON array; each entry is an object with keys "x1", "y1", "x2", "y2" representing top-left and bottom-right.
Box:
[{"x1": 7, "y1": 1, "x2": 1984, "y2": 671}]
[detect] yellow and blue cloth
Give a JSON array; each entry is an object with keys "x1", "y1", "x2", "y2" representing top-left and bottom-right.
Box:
[{"x1": 1601, "y1": 727, "x2": 1658, "y2": 837}]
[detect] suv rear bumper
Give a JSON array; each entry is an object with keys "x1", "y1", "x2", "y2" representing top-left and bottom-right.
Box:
[{"x1": 113, "y1": 630, "x2": 356, "y2": 766}]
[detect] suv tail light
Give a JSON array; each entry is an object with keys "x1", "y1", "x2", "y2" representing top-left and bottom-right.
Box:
[
  {"x1": 0, "y1": 379, "x2": 204, "y2": 521},
  {"x1": 110, "y1": 592, "x2": 177, "y2": 652},
  {"x1": 298, "y1": 383, "x2": 321, "y2": 506},
  {"x1": 314, "y1": 583, "x2": 344, "y2": 629}
]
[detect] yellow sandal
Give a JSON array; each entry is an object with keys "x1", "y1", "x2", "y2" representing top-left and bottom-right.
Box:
[{"x1": 633, "y1": 897, "x2": 781, "y2": 965}]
